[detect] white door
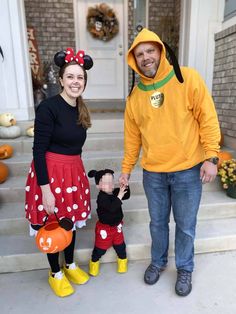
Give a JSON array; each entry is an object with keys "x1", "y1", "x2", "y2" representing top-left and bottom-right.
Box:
[{"x1": 76, "y1": 0, "x2": 125, "y2": 99}]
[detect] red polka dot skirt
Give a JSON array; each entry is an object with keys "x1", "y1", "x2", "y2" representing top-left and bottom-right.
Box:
[{"x1": 25, "y1": 152, "x2": 91, "y2": 226}]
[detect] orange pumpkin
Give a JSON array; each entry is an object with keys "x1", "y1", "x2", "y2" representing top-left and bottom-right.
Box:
[
  {"x1": 0, "y1": 161, "x2": 9, "y2": 183},
  {"x1": 218, "y1": 151, "x2": 233, "y2": 168},
  {"x1": 35, "y1": 221, "x2": 73, "y2": 253},
  {"x1": 0, "y1": 144, "x2": 14, "y2": 159}
]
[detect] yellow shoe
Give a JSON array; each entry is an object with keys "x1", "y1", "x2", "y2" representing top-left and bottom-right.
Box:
[
  {"x1": 117, "y1": 258, "x2": 128, "y2": 273},
  {"x1": 63, "y1": 263, "x2": 89, "y2": 285},
  {"x1": 48, "y1": 271, "x2": 74, "y2": 297},
  {"x1": 89, "y1": 260, "x2": 100, "y2": 276}
]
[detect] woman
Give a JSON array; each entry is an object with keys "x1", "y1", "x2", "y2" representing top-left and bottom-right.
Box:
[{"x1": 25, "y1": 48, "x2": 93, "y2": 297}]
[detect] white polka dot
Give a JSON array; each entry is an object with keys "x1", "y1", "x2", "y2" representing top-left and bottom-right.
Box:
[
  {"x1": 81, "y1": 212, "x2": 87, "y2": 218},
  {"x1": 72, "y1": 186, "x2": 77, "y2": 192},
  {"x1": 78, "y1": 176, "x2": 80, "y2": 181},
  {"x1": 88, "y1": 206, "x2": 90, "y2": 211},
  {"x1": 54, "y1": 207, "x2": 58, "y2": 213},
  {"x1": 72, "y1": 216, "x2": 75, "y2": 222},
  {"x1": 81, "y1": 183, "x2": 84, "y2": 188},
  {"x1": 67, "y1": 206, "x2": 72, "y2": 212},
  {"x1": 35, "y1": 195, "x2": 39, "y2": 201},
  {"x1": 43, "y1": 216, "x2": 47, "y2": 222},
  {"x1": 66, "y1": 187, "x2": 72, "y2": 193},
  {"x1": 100, "y1": 230, "x2": 107, "y2": 239},
  {"x1": 84, "y1": 200, "x2": 87, "y2": 206},
  {"x1": 25, "y1": 204, "x2": 28, "y2": 210},
  {"x1": 29, "y1": 213, "x2": 31, "y2": 219},
  {"x1": 79, "y1": 53, "x2": 83, "y2": 57},
  {"x1": 73, "y1": 204, "x2": 78, "y2": 210},
  {"x1": 51, "y1": 178, "x2": 54, "y2": 183},
  {"x1": 83, "y1": 172, "x2": 85, "y2": 176},
  {"x1": 29, "y1": 167, "x2": 32, "y2": 173},
  {"x1": 85, "y1": 188, "x2": 89, "y2": 194},
  {"x1": 55, "y1": 187, "x2": 61, "y2": 194},
  {"x1": 62, "y1": 198, "x2": 64, "y2": 203},
  {"x1": 25, "y1": 186, "x2": 30, "y2": 192},
  {"x1": 62, "y1": 178, "x2": 64, "y2": 182},
  {"x1": 80, "y1": 195, "x2": 83, "y2": 200},
  {"x1": 31, "y1": 172, "x2": 34, "y2": 178},
  {"x1": 38, "y1": 205, "x2": 44, "y2": 211}
]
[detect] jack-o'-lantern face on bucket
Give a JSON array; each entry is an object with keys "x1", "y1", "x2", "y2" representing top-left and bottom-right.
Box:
[{"x1": 35, "y1": 222, "x2": 72, "y2": 254}]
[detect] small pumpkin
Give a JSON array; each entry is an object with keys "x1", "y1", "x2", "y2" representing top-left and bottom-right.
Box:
[
  {"x1": 26, "y1": 126, "x2": 34, "y2": 137},
  {"x1": 218, "y1": 150, "x2": 233, "y2": 168},
  {"x1": 35, "y1": 221, "x2": 73, "y2": 253},
  {"x1": 0, "y1": 113, "x2": 16, "y2": 127},
  {"x1": 0, "y1": 144, "x2": 14, "y2": 159},
  {"x1": 0, "y1": 161, "x2": 9, "y2": 183},
  {"x1": 0, "y1": 125, "x2": 21, "y2": 139}
]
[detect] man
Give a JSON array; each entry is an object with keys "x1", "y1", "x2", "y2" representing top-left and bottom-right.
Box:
[{"x1": 119, "y1": 28, "x2": 220, "y2": 297}]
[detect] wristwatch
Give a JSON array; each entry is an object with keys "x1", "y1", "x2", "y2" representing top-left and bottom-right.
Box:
[{"x1": 205, "y1": 157, "x2": 219, "y2": 165}]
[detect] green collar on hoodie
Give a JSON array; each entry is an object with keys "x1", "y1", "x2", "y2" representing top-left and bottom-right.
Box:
[{"x1": 137, "y1": 69, "x2": 175, "y2": 91}]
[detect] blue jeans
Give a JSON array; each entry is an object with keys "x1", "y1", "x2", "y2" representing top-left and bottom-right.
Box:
[{"x1": 143, "y1": 164, "x2": 202, "y2": 272}]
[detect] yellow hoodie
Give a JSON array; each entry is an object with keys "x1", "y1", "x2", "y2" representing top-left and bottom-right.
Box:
[{"x1": 122, "y1": 28, "x2": 220, "y2": 174}]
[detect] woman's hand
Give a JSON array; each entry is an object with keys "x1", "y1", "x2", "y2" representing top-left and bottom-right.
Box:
[{"x1": 40, "y1": 184, "x2": 55, "y2": 215}]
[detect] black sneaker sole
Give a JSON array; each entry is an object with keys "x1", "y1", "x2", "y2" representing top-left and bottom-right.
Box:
[{"x1": 175, "y1": 284, "x2": 192, "y2": 297}]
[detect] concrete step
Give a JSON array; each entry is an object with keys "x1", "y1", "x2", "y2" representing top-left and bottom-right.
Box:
[
  {"x1": 16, "y1": 112, "x2": 124, "y2": 135},
  {"x1": 1, "y1": 216, "x2": 236, "y2": 273},
  {"x1": 1, "y1": 150, "x2": 128, "y2": 177},
  {"x1": 0, "y1": 171, "x2": 224, "y2": 204},
  {"x1": 0, "y1": 191, "x2": 235, "y2": 236},
  {"x1": 0, "y1": 132, "x2": 124, "y2": 154}
]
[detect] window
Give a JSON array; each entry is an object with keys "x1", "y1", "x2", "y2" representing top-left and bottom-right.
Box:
[{"x1": 224, "y1": 0, "x2": 236, "y2": 20}]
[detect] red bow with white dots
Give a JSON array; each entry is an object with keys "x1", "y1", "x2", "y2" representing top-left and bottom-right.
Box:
[{"x1": 65, "y1": 48, "x2": 85, "y2": 66}]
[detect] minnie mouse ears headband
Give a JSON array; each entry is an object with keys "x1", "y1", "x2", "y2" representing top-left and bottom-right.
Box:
[
  {"x1": 88, "y1": 169, "x2": 114, "y2": 185},
  {"x1": 54, "y1": 47, "x2": 93, "y2": 70}
]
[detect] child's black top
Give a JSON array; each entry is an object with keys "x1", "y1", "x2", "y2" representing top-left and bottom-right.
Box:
[
  {"x1": 96, "y1": 187, "x2": 130, "y2": 226},
  {"x1": 33, "y1": 94, "x2": 87, "y2": 185}
]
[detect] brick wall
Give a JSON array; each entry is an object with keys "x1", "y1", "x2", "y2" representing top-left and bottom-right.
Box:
[
  {"x1": 212, "y1": 25, "x2": 236, "y2": 142},
  {"x1": 24, "y1": 0, "x2": 75, "y2": 68}
]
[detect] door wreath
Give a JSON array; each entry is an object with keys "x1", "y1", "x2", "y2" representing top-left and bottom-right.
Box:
[{"x1": 87, "y1": 3, "x2": 119, "y2": 42}]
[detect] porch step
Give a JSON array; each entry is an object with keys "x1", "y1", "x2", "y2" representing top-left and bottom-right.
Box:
[
  {"x1": 86, "y1": 99, "x2": 125, "y2": 112},
  {"x1": 0, "y1": 113, "x2": 236, "y2": 274},
  {"x1": 0, "y1": 191, "x2": 236, "y2": 236},
  {"x1": 16, "y1": 111, "x2": 124, "y2": 135},
  {"x1": 0, "y1": 171, "x2": 224, "y2": 204},
  {"x1": 1, "y1": 217, "x2": 236, "y2": 273}
]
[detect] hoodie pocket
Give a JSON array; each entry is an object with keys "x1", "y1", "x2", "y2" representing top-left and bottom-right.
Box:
[{"x1": 146, "y1": 142, "x2": 188, "y2": 167}]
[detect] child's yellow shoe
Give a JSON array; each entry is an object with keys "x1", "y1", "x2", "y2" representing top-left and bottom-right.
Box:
[
  {"x1": 117, "y1": 258, "x2": 128, "y2": 273},
  {"x1": 63, "y1": 263, "x2": 89, "y2": 285},
  {"x1": 48, "y1": 270, "x2": 74, "y2": 297},
  {"x1": 89, "y1": 260, "x2": 100, "y2": 276}
]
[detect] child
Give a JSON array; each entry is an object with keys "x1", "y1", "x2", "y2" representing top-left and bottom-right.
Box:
[{"x1": 88, "y1": 169, "x2": 130, "y2": 276}]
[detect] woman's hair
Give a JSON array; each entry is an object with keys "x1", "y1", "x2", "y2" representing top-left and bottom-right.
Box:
[{"x1": 59, "y1": 61, "x2": 91, "y2": 129}]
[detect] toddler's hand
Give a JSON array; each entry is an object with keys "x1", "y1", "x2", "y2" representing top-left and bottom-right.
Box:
[{"x1": 117, "y1": 185, "x2": 128, "y2": 200}]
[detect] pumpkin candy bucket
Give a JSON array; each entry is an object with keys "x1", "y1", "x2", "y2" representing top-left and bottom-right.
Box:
[{"x1": 35, "y1": 212, "x2": 73, "y2": 254}]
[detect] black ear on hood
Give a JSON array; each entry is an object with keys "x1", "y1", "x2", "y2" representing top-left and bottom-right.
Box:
[
  {"x1": 163, "y1": 41, "x2": 184, "y2": 84},
  {"x1": 88, "y1": 170, "x2": 97, "y2": 178}
]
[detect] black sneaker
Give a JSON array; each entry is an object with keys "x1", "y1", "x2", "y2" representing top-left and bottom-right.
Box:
[
  {"x1": 144, "y1": 264, "x2": 161, "y2": 285},
  {"x1": 175, "y1": 270, "x2": 192, "y2": 296}
]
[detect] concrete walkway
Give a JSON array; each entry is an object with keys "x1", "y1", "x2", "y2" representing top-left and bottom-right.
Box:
[{"x1": 1, "y1": 250, "x2": 236, "y2": 314}]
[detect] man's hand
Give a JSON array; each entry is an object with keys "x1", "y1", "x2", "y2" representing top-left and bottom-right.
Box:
[
  {"x1": 119, "y1": 173, "x2": 130, "y2": 188},
  {"x1": 200, "y1": 161, "x2": 218, "y2": 184}
]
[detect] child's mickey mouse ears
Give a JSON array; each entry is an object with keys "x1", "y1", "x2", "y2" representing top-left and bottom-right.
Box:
[
  {"x1": 88, "y1": 169, "x2": 114, "y2": 185},
  {"x1": 54, "y1": 47, "x2": 93, "y2": 70}
]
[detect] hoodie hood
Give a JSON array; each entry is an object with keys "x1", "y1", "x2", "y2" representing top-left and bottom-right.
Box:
[{"x1": 127, "y1": 28, "x2": 182, "y2": 85}]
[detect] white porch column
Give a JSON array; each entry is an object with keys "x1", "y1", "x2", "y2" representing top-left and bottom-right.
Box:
[
  {"x1": 0, "y1": 0, "x2": 34, "y2": 121},
  {"x1": 179, "y1": 0, "x2": 225, "y2": 92}
]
